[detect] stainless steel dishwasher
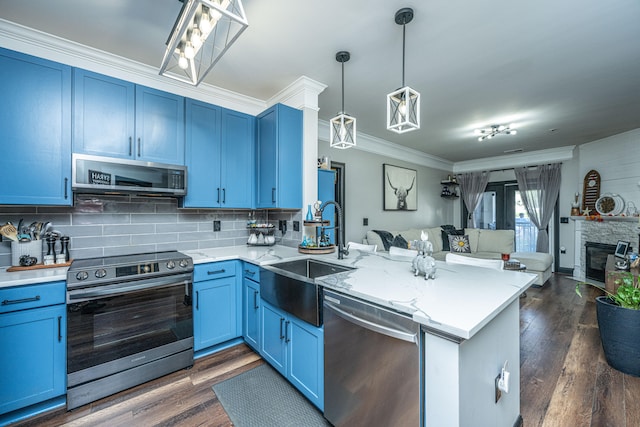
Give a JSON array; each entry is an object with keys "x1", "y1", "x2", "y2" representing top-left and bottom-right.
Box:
[{"x1": 323, "y1": 289, "x2": 424, "y2": 427}]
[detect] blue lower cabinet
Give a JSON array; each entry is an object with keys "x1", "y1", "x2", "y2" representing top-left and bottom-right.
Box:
[
  {"x1": 193, "y1": 261, "x2": 241, "y2": 352},
  {"x1": 260, "y1": 300, "x2": 324, "y2": 410},
  {"x1": 242, "y1": 263, "x2": 261, "y2": 351},
  {"x1": 0, "y1": 281, "x2": 66, "y2": 417}
]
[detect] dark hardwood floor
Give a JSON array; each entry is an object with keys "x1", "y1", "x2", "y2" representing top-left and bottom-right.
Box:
[{"x1": 14, "y1": 274, "x2": 640, "y2": 426}]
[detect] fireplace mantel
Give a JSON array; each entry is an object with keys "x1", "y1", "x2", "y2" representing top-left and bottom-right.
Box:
[{"x1": 571, "y1": 215, "x2": 640, "y2": 223}]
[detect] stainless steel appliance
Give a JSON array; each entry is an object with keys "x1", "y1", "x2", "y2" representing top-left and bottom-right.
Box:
[
  {"x1": 66, "y1": 251, "x2": 194, "y2": 410},
  {"x1": 72, "y1": 153, "x2": 187, "y2": 197},
  {"x1": 323, "y1": 289, "x2": 424, "y2": 426}
]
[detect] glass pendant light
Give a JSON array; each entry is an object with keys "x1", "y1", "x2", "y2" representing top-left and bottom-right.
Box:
[
  {"x1": 330, "y1": 51, "x2": 356, "y2": 149},
  {"x1": 387, "y1": 7, "x2": 420, "y2": 133}
]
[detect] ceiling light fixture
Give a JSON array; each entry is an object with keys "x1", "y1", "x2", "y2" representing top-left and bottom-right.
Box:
[
  {"x1": 330, "y1": 51, "x2": 356, "y2": 149},
  {"x1": 160, "y1": 0, "x2": 248, "y2": 86},
  {"x1": 474, "y1": 124, "x2": 518, "y2": 141},
  {"x1": 387, "y1": 7, "x2": 420, "y2": 134}
]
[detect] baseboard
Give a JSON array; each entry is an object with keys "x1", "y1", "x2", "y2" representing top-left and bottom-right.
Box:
[{"x1": 557, "y1": 267, "x2": 573, "y2": 275}]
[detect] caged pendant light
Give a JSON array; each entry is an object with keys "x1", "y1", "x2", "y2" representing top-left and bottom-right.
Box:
[
  {"x1": 160, "y1": 0, "x2": 248, "y2": 86},
  {"x1": 387, "y1": 7, "x2": 420, "y2": 134},
  {"x1": 330, "y1": 51, "x2": 357, "y2": 149}
]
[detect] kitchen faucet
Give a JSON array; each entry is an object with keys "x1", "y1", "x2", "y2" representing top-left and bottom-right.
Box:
[{"x1": 319, "y1": 200, "x2": 348, "y2": 259}]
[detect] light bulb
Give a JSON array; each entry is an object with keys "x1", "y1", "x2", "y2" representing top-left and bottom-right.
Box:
[
  {"x1": 509, "y1": 129, "x2": 517, "y2": 135},
  {"x1": 474, "y1": 129, "x2": 482, "y2": 135},
  {"x1": 178, "y1": 53, "x2": 188, "y2": 70},
  {"x1": 184, "y1": 42, "x2": 195, "y2": 59},
  {"x1": 339, "y1": 124, "x2": 347, "y2": 141},
  {"x1": 191, "y1": 28, "x2": 203, "y2": 49},
  {"x1": 199, "y1": 13, "x2": 212, "y2": 35}
]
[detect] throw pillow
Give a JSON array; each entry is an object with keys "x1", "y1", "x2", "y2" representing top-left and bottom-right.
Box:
[
  {"x1": 372, "y1": 230, "x2": 395, "y2": 251},
  {"x1": 441, "y1": 226, "x2": 464, "y2": 251},
  {"x1": 448, "y1": 234, "x2": 471, "y2": 253},
  {"x1": 391, "y1": 234, "x2": 409, "y2": 249}
]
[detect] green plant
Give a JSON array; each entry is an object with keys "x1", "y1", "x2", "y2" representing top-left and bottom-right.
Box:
[{"x1": 575, "y1": 272, "x2": 640, "y2": 310}]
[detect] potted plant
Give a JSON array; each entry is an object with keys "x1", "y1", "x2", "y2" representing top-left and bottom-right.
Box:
[{"x1": 576, "y1": 272, "x2": 640, "y2": 377}]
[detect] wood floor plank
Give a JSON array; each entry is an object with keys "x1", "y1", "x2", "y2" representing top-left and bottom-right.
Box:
[
  {"x1": 623, "y1": 373, "x2": 640, "y2": 426},
  {"x1": 591, "y1": 357, "x2": 626, "y2": 427}
]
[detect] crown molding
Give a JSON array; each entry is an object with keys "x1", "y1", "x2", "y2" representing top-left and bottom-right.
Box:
[
  {"x1": 267, "y1": 76, "x2": 327, "y2": 111},
  {"x1": 318, "y1": 120, "x2": 454, "y2": 171},
  {"x1": 453, "y1": 145, "x2": 576, "y2": 173},
  {"x1": 0, "y1": 19, "x2": 267, "y2": 115}
]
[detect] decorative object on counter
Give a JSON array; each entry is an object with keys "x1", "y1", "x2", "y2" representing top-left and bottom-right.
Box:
[
  {"x1": 576, "y1": 274, "x2": 640, "y2": 377},
  {"x1": 306, "y1": 205, "x2": 313, "y2": 221},
  {"x1": 247, "y1": 223, "x2": 276, "y2": 246},
  {"x1": 18, "y1": 255, "x2": 38, "y2": 267},
  {"x1": 386, "y1": 7, "x2": 420, "y2": 134},
  {"x1": 318, "y1": 156, "x2": 331, "y2": 169},
  {"x1": 412, "y1": 253, "x2": 436, "y2": 280},
  {"x1": 383, "y1": 164, "x2": 417, "y2": 211},
  {"x1": 313, "y1": 201, "x2": 323, "y2": 220},
  {"x1": 581, "y1": 169, "x2": 600, "y2": 212},
  {"x1": 159, "y1": 0, "x2": 249, "y2": 86},
  {"x1": 10, "y1": 239, "x2": 43, "y2": 267},
  {"x1": 626, "y1": 201, "x2": 638, "y2": 217},
  {"x1": 595, "y1": 193, "x2": 624, "y2": 216},
  {"x1": 571, "y1": 192, "x2": 581, "y2": 216},
  {"x1": 330, "y1": 51, "x2": 356, "y2": 149}
]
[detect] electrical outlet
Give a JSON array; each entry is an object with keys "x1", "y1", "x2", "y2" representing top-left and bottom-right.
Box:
[
  {"x1": 363, "y1": 218, "x2": 369, "y2": 226},
  {"x1": 495, "y1": 374, "x2": 502, "y2": 403},
  {"x1": 213, "y1": 220, "x2": 221, "y2": 231},
  {"x1": 278, "y1": 220, "x2": 285, "y2": 231},
  {"x1": 293, "y1": 221, "x2": 300, "y2": 231}
]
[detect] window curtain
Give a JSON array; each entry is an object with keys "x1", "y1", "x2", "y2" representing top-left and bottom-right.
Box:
[
  {"x1": 456, "y1": 171, "x2": 489, "y2": 228},
  {"x1": 514, "y1": 163, "x2": 561, "y2": 252}
]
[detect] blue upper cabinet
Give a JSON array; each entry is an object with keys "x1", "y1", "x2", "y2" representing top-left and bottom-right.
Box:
[
  {"x1": 73, "y1": 69, "x2": 184, "y2": 165},
  {"x1": 256, "y1": 104, "x2": 302, "y2": 209},
  {"x1": 184, "y1": 99, "x2": 255, "y2": 208},
  {"x1": 0, "y1": 48, "x2": 72, "y2": 205}
]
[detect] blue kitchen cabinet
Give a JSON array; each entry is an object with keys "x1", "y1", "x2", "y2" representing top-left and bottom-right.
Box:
[
  {"x1": 318, "y1": 169, "x2": 336, "y2": 244},
  {"x1": 260, "y1": 300, "x2": 324, "y2": 409},
  {"x1": 256, "y1": 104, "x2": 303, "y2": 209},
  {"x1": 0, "y1": 48, "x2": 71, "y2": 205},
  {"x1": 73, "y1": 69, "x2": 184, "y2": 164},
  {"x1": 184, "y1": 100, "x2": 255, "y2": 208},
  {"x1": 0, "y1": 281, "x2": 66, "y2": 417},
  {"x1": 193, "y1": 261, "x2": 241, "y2": 352},
  {"x1": 242, "y1": 263, "x2": 261, "y2": 351}
]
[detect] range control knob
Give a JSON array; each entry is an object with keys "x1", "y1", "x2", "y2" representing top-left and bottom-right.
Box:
[
  {"x1": 166, "y1": 260, "x2": 176, "y2": 269},
  {"x1": 179, "y1": 259, "x2": 190, "y2": 269},
  {"x1": 95, "y1": 269, "x2": 107, "y2": 279},
  {"x1": 143, "y1": 265, "x2": 151, "y2": 273},
  {"x1": 75, "y1": 271, "x2": 89, "y2": 281}
]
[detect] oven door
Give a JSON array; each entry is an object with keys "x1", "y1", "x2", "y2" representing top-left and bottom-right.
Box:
[{"x1": 66, "y1": 273, "x2": 193, "y2": 387}]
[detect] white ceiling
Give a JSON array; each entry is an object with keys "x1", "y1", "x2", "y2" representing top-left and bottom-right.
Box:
[{"x1": 2, "y1": 0, "x2": 639, "y2": 162}]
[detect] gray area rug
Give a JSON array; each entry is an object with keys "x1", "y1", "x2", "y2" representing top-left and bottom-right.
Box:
[{"x1": 212, "y1": 363, "x2": 331, "y2": 427}]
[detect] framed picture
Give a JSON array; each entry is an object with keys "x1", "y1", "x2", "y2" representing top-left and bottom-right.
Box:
[
  {"x1": 615, "y1": 240, "x2": 630, "y2": 258},
  {"x1": 383, "y1": 164, "x2": 417, "y2": 211}
]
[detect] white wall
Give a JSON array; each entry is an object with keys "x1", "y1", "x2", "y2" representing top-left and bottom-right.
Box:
[{"x1": 318, "y1": 140, "x2": 455, "y2": 244}]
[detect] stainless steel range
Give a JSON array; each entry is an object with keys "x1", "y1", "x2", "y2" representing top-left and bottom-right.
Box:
[{"x1": 66, "y1": 251, "x2": 194, "y2": 410}]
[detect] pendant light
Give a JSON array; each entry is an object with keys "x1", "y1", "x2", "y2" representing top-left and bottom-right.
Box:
[
  {"x1": 387, "y1": 7, "x2": 420, "y2": 134},
  {"x1": 330, "y1": 51, "x2": 356, "y2": 149}
]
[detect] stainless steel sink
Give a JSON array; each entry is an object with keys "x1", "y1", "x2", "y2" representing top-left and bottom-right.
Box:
[{"x1": 260, "y1": 259, "x2": 354, "y2": 326}]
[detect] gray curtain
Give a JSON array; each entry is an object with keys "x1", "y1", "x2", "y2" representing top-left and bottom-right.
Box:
[
  {"x1": 514, "y1": 163, "x2": 561, "y2": 252},
  {"x1": 456, "y1": 171, "x2": 489, "y2": 228}
]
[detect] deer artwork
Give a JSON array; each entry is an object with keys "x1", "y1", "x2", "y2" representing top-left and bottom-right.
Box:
[{"x1": 386, "y1": 173, "x2": 415, "y2": 210}]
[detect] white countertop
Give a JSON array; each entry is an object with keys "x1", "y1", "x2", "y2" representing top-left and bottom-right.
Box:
[{"x1": 0, "y1": 245, "x2": 536, "y2": 340}]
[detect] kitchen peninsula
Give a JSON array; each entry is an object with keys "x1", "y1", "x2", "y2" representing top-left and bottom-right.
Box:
[{"x1": 1, "y1": 245, "x2": 534, "y2": 427}]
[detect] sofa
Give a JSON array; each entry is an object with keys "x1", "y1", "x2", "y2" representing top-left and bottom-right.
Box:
[{"x1": 363, "y1": 226, "x2": 553, "y2": 286}]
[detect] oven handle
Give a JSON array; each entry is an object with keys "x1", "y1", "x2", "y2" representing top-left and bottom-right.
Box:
[{"x1": 67, "y1": 275, "x2": 192, "y2": 302}]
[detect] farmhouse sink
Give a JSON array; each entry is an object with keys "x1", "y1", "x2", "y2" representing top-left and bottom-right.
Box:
[{"x1": 260, "y1": 259, "x2": 355, "y2": 326}]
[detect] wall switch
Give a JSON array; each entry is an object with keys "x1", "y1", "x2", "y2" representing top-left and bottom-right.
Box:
[
  {"x1": 279, "y1": 220, "x2": 285, "y2": 231},
  {"x1": 213, "y1": 220, "x2": 221, "y2": 231},
  {"x1": 293, "y1": 221, "x2": 300, "y2": 231},
  {"x1": 560, "y1": 217, "x2": 569, "y2": 224},
  {"x1": 363, "y1": 218, "x2": 368, "y2": 226}
]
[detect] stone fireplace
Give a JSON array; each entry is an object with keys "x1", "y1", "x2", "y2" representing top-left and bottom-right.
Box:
[{"x1": 573, "y1": 217, "x2": 639, "y2": 281}]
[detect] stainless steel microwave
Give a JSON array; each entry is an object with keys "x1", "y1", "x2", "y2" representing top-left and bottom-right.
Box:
[{"x1": 72, "y1": 153, "x2": 187, "y2": 197}]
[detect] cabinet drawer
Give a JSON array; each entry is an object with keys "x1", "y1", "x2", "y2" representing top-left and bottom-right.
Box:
[
  {"x1": 243, "y1": 263, "x2": 260, "y2": 282},
  {"x1": 194, "y1": 261, "x2": 237, "y2": 282},
  {"x1": 0, "y1": 281, "x2": 66, "y2": 314}
]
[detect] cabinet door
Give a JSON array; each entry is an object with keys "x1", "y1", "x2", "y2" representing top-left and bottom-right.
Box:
[
  {"x1": 221, "y1": 109, "x2": 255, "y2": 208},
  {"x1": 73, "y1": 69, "x2": 135, "y2": 159},
  {"x1": 256, "y1": 106, "x2": 278, "y2": 208},
  {"x1": 135, "y1": 85, "x2": 185, "y2": 164},
  {"x1": 184, "y1": 99, "x2": 222, "y2": 208},
  {"x1": 193, "y1": 276, "x2": 237, "y2": 351},
  {"x1": 288, "y1": 317, "x2": 324, "y2": 410},
  {"x1": 260, "y1": 301, "x2": 287, "y2": 376},
  {"x1": 0, "y1": 48, "x2": 71, "y2": 205},
  {"x1": 0, "y1": 304, "x2": 66, "y2": 415},
  {"x1": 243, "y1": 278, "x2": 261, "y2": 351}
]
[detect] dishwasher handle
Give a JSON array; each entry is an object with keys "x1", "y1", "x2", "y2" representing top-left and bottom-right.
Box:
[{"x1": 324, "y1": 300, "x2": 418, "y2": 343}]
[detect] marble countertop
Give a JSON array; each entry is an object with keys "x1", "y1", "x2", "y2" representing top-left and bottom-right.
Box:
[{"x1": 0, "y1": 245, "x2": 536, "y2": 339}]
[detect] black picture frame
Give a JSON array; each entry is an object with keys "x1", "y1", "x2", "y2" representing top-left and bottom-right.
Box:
[
  {"x1": 383, "y1": 164, "x2": 417, "y2": 211},
  {"x1": 615, "y1": 240, "x2": 630, "y2": 258}
]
